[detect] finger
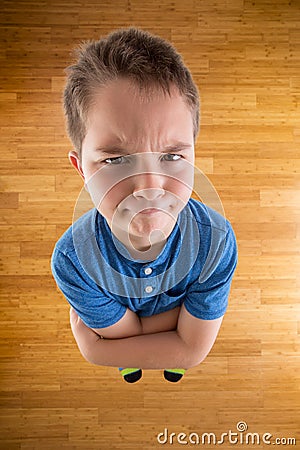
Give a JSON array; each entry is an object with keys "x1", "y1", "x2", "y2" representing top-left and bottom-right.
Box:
[
  {"x1": 70, "y1": 306, "x2": 75, "y2": 319},
  {"x1": 70, "y1": 306, "x2": 80, "y2": 327}
]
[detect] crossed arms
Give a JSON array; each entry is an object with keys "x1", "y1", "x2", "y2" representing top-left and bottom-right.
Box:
[{"x1": 70, "y1": 304, "x2": 223, "y2": 370}]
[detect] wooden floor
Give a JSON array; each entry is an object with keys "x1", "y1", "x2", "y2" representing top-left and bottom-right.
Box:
[{"x1": 1, "y1": 0, "x2": 299, "y2": 449}]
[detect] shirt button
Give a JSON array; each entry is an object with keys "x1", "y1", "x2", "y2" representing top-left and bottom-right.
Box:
[
  {"x1": 144, "y1": 267, "x2": 152, "y2": 275},
  {"x1": 145, "y1": 286, "x2": 153, "y2": 294}
]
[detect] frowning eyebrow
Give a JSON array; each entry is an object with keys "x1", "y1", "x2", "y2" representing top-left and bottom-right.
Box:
[{"x1": 94, "y1": 142, "x2": 192, "y2": 155}]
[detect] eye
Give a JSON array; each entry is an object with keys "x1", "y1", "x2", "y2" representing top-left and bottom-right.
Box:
[
  {"x1": 103, "y1": 156, "x2": 128, "y2": 165},
  {"x1": 162, "y1": 153, "x2": 182, "y2": 162}
]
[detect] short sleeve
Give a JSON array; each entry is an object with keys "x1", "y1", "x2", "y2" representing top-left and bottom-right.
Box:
[
  {"x1": 184, "y1": 222, "x2": 238, "y2": 320},
  {"x1": 51, "y1": 246, "x2": 127, "y2": 328}
]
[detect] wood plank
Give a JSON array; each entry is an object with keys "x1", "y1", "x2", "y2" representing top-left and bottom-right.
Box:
[{"x1": 1, "y1": 0, "x2": 299, "y2": 448}]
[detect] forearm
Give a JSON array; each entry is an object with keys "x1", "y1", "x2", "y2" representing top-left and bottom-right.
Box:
[
  {"x1": 139, "y1": 307, "x2": 180, "y2": 335},
  {"x1": 87, "y1": 330, "x2": 194, "y2": 370}
]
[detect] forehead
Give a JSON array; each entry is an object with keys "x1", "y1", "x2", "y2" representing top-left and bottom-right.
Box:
[{"x1": 84, "y1": 78, "x2": 194, "y2": 149}]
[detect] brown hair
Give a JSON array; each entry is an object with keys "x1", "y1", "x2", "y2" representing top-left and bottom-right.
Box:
[{"x1": 63, "y1": 27, "x2": 200, "y2": 162}]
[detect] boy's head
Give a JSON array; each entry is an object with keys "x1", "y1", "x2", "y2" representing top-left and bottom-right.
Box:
[
  {"x1": 64, "y1": 27, "x2": 200, "y2": 163},
  {"x1": 63, "y1": 27, "x2": 200, "y2": 255}
]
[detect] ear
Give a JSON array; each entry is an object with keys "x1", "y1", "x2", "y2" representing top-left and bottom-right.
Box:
[{"x1": 68, "y1": 150, "x2": 85, "y2": 181}]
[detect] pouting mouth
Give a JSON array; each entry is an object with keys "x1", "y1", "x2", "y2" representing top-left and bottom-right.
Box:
[
  {"x1": 138, "y1": 208, "x2": 163, "y2": 215},
  {"x1": 117, "y1": 199, "x2": 178, "y2": 217},
  {"x1": 119, "y1": 202, "x2": 168, "y2": 212}
]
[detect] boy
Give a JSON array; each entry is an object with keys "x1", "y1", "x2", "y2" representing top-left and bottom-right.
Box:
[{"x1": 51, "y1": 27, "x2": 238, "y2": 383}]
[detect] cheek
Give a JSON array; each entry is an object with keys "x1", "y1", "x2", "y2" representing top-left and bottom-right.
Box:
[
  {"x1": 166, "y1": 181, "x2": 192, "y2": 208},
  {"x1": 102, "y1": 183, "x2": 131, "y2": 208},
  {"x1": 165, "y1": 167, "x2": 194, "y2": 198},
  {"x1": 86, "y1": 168, "x2": 133, "y2": 210}
]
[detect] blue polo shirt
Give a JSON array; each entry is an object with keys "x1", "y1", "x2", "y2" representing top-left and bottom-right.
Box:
[{"x1": 51, "y1": 199, "x2": 238, "y2": 328}]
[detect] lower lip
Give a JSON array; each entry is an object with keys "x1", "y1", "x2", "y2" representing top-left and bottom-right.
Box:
[{"x1": 139, "y1": 209, "x2": 161, "y2": 215}]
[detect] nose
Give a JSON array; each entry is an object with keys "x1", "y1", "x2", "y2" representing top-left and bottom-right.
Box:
[
  {"x1": 132, "y1": 173, "x2": 165, "y2": 201},
  {"x1": 133, "y1": 187, "x2": 165, "y2": 201}
]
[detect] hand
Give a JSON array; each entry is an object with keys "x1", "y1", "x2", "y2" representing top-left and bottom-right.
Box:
[{"x1": 69, "y1": 307, "x2": 102, "y2": 361}]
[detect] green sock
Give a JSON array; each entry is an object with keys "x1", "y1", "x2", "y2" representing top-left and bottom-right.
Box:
[
  {"x1": 164, "y1": 368, "x2": 186, "y2": 382},
  {"x1": 118, "y1": 367, "x2": 142, "y2": 383}
]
